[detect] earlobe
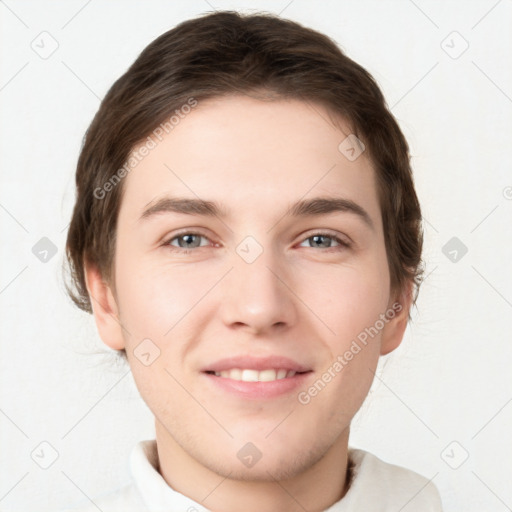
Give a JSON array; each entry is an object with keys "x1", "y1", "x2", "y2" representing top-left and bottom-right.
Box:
[
  {"x1": 380, "y1": 282, "x2": 414, "y2": 356},
  {"x1": 84, "y1": 262, "x2": 126, "y2": 351}
]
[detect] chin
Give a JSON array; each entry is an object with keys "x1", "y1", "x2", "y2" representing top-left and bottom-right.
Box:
[
  {"x1": 197, "y1": 435, "x2": 330, "y2": 483},
  {"x1": 206, "y1": 454, "x2": 314, "y2": 482}
]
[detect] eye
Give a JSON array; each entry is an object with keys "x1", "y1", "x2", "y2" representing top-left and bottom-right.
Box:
[
  {"x1": 164, "y1": 232, "x2": 212, "y2": 253},
  {"x1": 298, "y1": 232, "x2": 351, "y2": 251},
  {"x1": 163, "y1": 230, "x2": 351, "y2": 255}
]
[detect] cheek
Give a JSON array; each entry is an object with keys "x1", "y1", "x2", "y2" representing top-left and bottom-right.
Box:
[
  {"x1": 306, "y1": 259, "x2": 389, "y2": 340},
  {"x1": 114, "y1": 251, "x2": 222, "y2": 340},
  {"x1": 306, "y1": 261, "x2": 388, "y2": 389},
  {"x1": 323, "y1": 265, "x2": 389, "y2": 402}
]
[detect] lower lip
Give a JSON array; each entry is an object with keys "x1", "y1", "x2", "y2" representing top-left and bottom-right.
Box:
[{"x1": 202, "y1": 371, "x2": 313, "y2": 399}]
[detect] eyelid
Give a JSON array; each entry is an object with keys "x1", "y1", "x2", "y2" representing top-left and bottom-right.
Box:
[
  {"x1": 299, "y1": 229, "x2": 352, "y2": 245},
  {"x1": 162, "y1": 228, "x2": 215, "y2": 247},
  {"x1": 162, "y1": 228, "x2": 352, "y2": 252}
]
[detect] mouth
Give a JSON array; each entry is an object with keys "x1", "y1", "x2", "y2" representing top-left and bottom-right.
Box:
[
  {"x1": 201, "y1": 355, "x2": 313, "y2": 399},
  {"x1": 204, "y1": 368, "x2": 309, "y2": 382}
]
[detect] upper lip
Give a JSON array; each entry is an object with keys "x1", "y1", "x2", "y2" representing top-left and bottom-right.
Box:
[{"x1": 201, "y1": 355, "x2": 312, "y2": 373}]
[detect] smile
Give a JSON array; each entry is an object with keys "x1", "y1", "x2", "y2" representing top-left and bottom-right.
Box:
[{"x1": 207, "y1": 368, "x2": 303, "y2": 381}]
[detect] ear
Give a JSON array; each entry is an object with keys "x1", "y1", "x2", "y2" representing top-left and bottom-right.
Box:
[
  {"x1": 84, "y1": 261, "x2": 126, "y2": 351},
  {"x1": 380, "y1": 281, "x2": 414, "y2": 356}
]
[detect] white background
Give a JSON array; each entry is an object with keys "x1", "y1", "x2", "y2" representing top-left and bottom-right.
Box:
[{"x1": 1, "y1": 1, "x2": 511, "y2": 511}]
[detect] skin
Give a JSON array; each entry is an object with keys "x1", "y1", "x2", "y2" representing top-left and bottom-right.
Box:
[{"x1": 86, "y1": 95, "x2": 412, "y2": 512}]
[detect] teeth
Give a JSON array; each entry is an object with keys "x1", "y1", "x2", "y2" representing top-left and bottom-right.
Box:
[
  {"x1": 258, "y1": 369, "x2": 277, "y2": 382},
  {"x1": 228, "y1": 368, "x2": 242, "y2": 380},
  {"x1": 212, "y1": 368, "x2": 298, "y2": 382},
  {"x1": 277, "y1": 369, "x2": 287, "y2": 379},
  {"x1": 242, "y1": 369, "x2": 259, "y2": 382}
]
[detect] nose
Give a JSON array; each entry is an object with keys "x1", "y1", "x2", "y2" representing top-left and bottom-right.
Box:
[{"x1": 219, "y1": 243, "x2": 298, "y2": 336}]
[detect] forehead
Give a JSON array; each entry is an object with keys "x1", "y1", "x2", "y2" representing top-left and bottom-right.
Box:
[{"x1": 118, "y1": 95, "x2": 381, "y2": 225}]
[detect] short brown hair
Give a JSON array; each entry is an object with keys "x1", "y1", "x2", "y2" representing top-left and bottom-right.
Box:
[{"x1": 65, "y1": 10, "x2": 423, "y2": 315}]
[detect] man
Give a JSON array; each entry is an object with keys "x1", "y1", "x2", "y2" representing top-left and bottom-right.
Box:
[{"x1": 64, "y1": 10, "x2": 442, "y2": 511}]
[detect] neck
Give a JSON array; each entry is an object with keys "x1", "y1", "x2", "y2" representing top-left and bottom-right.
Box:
[{"x1": 154, "y1": 420, "x2": 351, "y2": 512}]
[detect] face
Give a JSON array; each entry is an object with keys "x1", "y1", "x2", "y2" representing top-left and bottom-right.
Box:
[{"x1": 88, "y1": 95, "x2": 410, "y2": 481}]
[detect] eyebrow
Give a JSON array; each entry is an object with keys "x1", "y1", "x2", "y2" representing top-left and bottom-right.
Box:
[{"x1": 139, "y1": 195, "x2": 374, "y2": 230}]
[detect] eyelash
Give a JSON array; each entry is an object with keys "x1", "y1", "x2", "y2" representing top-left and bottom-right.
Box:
[{"x1": 163, "y1": 230, "x2": 351, "y2": 254}]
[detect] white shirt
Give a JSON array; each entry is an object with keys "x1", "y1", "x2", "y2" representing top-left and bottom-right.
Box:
[{"x1": 62, "y1": 439, "x2": 443, "y2": 511}]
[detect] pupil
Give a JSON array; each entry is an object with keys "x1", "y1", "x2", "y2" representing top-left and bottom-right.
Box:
[
  {"x1": 313, "y1": 235, "x2": 329, "y2": 248},
  {"x1": 182, "y1": 234, "x2": 197, "y2": 248}
]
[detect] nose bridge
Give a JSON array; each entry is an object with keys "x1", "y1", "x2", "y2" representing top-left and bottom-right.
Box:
[{"x1": 219, "y1": 236, "x2": 296, "y2": 332}]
